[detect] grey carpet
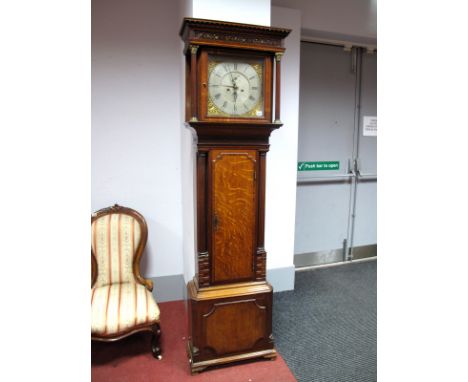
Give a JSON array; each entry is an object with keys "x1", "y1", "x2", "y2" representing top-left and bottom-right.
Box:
[{"x1": 273, "y1": 260, "x2": 377, "y2": 382}]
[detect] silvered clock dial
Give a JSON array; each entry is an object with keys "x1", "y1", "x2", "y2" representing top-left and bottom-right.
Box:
[{"x1": 207, "y1": 57, "x2": 264, "y2": 118}]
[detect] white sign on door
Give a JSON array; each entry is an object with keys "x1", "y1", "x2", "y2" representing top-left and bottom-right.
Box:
[{"x1": 363, "y1": 116, "x2": 377, "y2": 137}]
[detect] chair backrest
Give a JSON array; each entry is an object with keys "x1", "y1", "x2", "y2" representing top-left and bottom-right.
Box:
[{"x1": 91, "y1": 205, "x2": 148, "y2": 288}]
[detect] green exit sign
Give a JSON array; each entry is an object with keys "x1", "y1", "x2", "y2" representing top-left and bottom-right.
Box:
[{"x1": 298, "y1": 161, "x2": 340, "y2": 171}]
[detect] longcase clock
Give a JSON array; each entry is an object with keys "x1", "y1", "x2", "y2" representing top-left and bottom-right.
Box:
[{"x1": 180, "y1": 18, "x2": 290, "y2": 374}]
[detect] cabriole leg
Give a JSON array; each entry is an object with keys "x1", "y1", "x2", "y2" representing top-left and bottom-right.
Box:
[{"x1": 151, "y1": 323, "x2": 162, "y2": 360}]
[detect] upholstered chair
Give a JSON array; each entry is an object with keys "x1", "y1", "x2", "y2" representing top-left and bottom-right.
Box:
[{"x1": 91, "y1": 204, "x2": 162, "y2": 359}]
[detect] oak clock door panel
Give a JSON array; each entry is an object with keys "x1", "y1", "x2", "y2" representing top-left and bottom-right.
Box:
[
  {"x1": 204, "y1": 298, "x2": 268, "y2": 355},
  {"x1": 211, "y1": 149, "x2": 257, "y2": 283}
]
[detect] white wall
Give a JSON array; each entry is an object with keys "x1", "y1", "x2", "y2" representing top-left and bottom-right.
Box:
[
  {"x1": 92, "y1": 0, "x2": 184, "y2": 278},
  {"x1": 267, "y1": 6, "x2": 301, "y2": 271},
  {"x1": 193, "y1": 0, "x2": 271, "y2": 26},
  {"x1": 272, "y1": 0, "x2": 376, "y2": 40}
]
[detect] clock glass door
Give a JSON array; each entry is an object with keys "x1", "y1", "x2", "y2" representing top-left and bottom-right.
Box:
[
  {"x1": 210, "y1": 149, "x2": 257, "y2": 283},
  {"x1": 207, "y1": 54, "x2": 265, "y2": 118}
]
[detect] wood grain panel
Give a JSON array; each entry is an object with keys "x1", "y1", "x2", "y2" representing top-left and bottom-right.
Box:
[
  {"x1": 203, "y1": 299, "x2": 266, "y2": 355},
  {"x1": 211, "y1": 150, "x2": 257, "y2": 283}
]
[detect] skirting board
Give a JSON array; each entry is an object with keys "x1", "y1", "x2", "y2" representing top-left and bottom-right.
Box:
[
  {"x1": 294, "y1": 244, "x2": 377, "y2": 268},
  {"x1": 150, "y1": 265, "x2": 296, "y2": 302},
  {"x1": 267, "y1": 265, "x2": 295, "y2": 292},
  {"x1": 150, "y1": 274, "x2": 186, "y2": 303}
]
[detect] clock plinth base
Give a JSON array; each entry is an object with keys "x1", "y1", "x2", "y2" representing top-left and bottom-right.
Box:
[
  {"x1": 188, "y1": 343, "x2": 277, "y2": 374},
  {"x1": 187, "y1": 279, "x2": 276, "y2": 373}
]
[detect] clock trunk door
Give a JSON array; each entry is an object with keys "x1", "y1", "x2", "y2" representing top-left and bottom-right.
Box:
[{"x1": 210, "y1": 149, "x2": 257, "y2": 283}]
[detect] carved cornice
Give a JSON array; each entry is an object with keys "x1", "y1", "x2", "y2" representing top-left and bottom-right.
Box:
[
  {"x1": 191, "y1": 30, "x2": 280, "y2": 47},
  {"x1": 180, "y1": 17, "x2": 291, "y2": 53},
  {"x1": 180, "y1": 17, "x2": 290, "y2": 37}
]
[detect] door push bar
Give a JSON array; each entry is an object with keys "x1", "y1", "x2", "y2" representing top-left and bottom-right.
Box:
[
  {"x1": 297, "y1": 158, "x2": 377, "y2": 184},
  {"x1": 297, "y1": 173, "x2": 354, "y2": 183},
  {"x1": 354, "y1": 158, "x2": 377, "y2": 179}
]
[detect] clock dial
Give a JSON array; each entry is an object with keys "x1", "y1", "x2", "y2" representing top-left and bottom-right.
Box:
[{"x1": 207, "y1": 57, "x2": 264, "y2": 118}]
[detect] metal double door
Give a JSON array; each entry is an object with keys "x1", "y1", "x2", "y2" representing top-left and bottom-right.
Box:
[{"x1": 294, "y1": 42, "x2": 377, "y2": 267}]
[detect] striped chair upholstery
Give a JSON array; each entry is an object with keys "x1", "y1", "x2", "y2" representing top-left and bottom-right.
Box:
[
  {"x1": 91, "y1": 282, "x2": 160, "y2": 336},
  {"x1": 91, "y1": 210, "x2": 160, "y2": 337}
]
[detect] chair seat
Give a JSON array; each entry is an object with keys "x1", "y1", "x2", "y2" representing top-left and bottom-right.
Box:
[{"x1": 91, "y1": 282, "x2": 160, "y2": 337}]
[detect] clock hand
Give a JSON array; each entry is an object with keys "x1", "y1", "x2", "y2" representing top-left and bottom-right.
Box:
[
  {"x1": 229, "y1": 70, "x2": 235, "y2": 85},
  {"x1": 232, "y1": 78, "x2": 239, "y2": 105},
  {"x1": 210, "y1": 84, "x2": 237, "y2": 89}
]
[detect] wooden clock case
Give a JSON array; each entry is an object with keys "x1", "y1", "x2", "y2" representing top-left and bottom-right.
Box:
[{"x1": 180, "y1": 18, "x2": 290, "y2": 373}]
